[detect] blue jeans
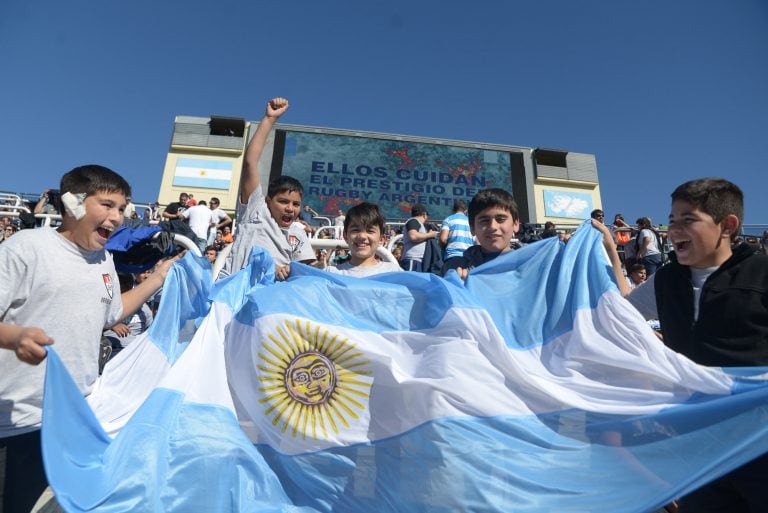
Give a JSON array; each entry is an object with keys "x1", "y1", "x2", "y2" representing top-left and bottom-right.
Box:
[{"x1": 642, "y1": 254, "x2": 663, "y2": 275}]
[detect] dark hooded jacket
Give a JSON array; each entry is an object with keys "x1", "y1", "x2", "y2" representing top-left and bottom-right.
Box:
[{"x1": 654, "y1": 243, "x2": 768, "y2": 367}]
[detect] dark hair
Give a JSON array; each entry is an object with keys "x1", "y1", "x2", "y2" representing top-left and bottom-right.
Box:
[
  {"x1": 671, "y1": 178, "x2": 744, "y2": 231},
  {"x1": 629, "y1": 263, "x2": 646, "y2": 273},
  {"x1": 59, "y1": 165, "x2": 131, "y2": 210},
  {"x1": 411, "y1": 203, "x2": 428, "y2": 217},
  {"x1": 210, "y1": 197, "x2": 220, "y2": 205},
  {"x1": 468, "y1": 188, "x2": 519, "y2": 228},
  {"x1": 544, "y1": 221, "x2": 555, "y2": 230},
  {"x1": 452, "y1": 199, "x2": 467, "y2": 213},
  {"x1": 590, "y1": 209, "x2": 604, "y2": 220},
  {"x1": 267, "y1": 175, "x2": 303, "y2": 198},
  {"x1": 46, "y1": 189, "x2": 62, "y2": 213},
  {"x1": 116, "y1": 272, "x2": 135, "y2": 292},
  {"x1": 343, "y1": 202, "x2": 386, "y2": 235},
  {"x1": 198, "y1": 200, "x2": 207, "y2": 206},
  {"x1": 204, "y1": 245, "x2": 217, "y2": 253}
]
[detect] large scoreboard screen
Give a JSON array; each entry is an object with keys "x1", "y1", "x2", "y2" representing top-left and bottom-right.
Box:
[{"x1": 271, "y1": 129, "x2": 520, "y2": 221}]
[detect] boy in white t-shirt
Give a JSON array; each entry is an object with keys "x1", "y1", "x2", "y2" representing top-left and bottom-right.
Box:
[
  {"x1": 179, "y1": 199, "x2": 216, "y2": 251},
  {"x1": 326, "y1": 202, "x2": 402, "y2": 277},
  {"x1": 0, "y1": 164, "x2": 177, "y2": 513},
  {"x1": 219, "y1": 97, "x2": 315, "y2": 280},
  {"x1": 206, "y1": 197, "x2": 231, "y2": 244}
]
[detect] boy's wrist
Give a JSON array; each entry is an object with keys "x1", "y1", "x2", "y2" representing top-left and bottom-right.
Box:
[{"x1": 0, "y1": 324, "x2": 22, "y2": 350}]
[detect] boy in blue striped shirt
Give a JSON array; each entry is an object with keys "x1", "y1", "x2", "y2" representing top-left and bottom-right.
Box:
[{"x1": 439, "y1": 199, "x2": 473, "y2": 271}]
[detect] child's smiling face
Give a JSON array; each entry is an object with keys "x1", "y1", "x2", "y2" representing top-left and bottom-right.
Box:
[
  {"x1": 472, "y1": 206, "x2": 519, "y2": 253},
  {"x1": 667, "y1": 200, "x2": 736, "y2": 268},
  {"x1": 345, "y1": 222, "x2": 384, "y2": 266},
  {"x1": 62, "y1": 191, "x2": 126, "y2": 251}
]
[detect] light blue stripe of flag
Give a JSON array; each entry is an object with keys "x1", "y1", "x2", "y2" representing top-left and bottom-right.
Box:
[{"x1": 176, "y1": 158, "x2": 233, "y2": 170}]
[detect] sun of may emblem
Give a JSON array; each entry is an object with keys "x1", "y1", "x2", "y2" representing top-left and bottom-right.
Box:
[{"x1": 257, "y1": 318, "x2": 373, "y2": 440}]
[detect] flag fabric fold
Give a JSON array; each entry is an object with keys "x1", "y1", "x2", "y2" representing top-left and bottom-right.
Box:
[{"x1": 42, "y1": 223, "x2": 768, "y2": 513}]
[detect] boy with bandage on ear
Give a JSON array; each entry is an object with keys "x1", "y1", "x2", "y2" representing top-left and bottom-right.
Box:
[{"x1": 0, "y1": 165, "x2": 180, "y2": 513}]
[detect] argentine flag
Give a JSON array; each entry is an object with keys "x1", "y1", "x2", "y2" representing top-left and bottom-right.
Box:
[{"x1": 42, "y1": 225, "x2": 768, "y2": 512}]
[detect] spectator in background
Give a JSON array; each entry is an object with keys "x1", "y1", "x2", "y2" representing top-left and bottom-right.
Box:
[
  {"x1": 121, "y1": 196, "x2": 145, "y2": 228},
  {"x1": 440, "y1": 200, "x2": 473, "y2": 270},
  {"x1": 102, "y1": 273, "x2": 154, "y2": 359},
  {"x1": 612, "y1": 214, "x2": 630, "y2": 242},
  {"x1": 179, "y1": 200, "x2": 216, "y2": 252},
  {"x1": 625, "y1": 263, "x2": 647, "y2": 290},
  {"x1": 299, "y1": 204, "x2": 319, "y2": 235},
  {"x1": 541, "y1": 221, "x2": 558, "y2": 239},
  {"x1": 401, "y1": 203, "x2": 439, "y2": 272},
  {"x1": 204, "y1": 245, "x2": 218, "y2": 264},
  {"x1": 123, "y1": 196, "x2": 136, "y2": 220},
  {"x1": 635, "y1": 217, "x2": 663, "y2": 275},
  {"x1": 221, "y1": 225, "x2": 234, "y2": 244},
  {"x1": 612, "y1": 214, "x2": 631, "y2": 263},
  {"x1": 33, "y1": 189, "x2": 61, "y2": 226},
  {"x1": 212, "y1": 230, "x2": 226, "y2": 252},
  {"x1": 315, "y1": 248, "x2": 329, "y2": 268},
  {"x1": 333, "y1": 208, "x2": 345, "y2": 239},
  {"x1": 623, "y1": 228, "x2": 639, "y2": 269},
  {"x1": 135, "y1": 266, "x2": 162, "y2": 316},
  {"x1": 332, "y1": 247, "x2": 349, "y2": 266},
  {"x1": 301, "y1": 205, "x2": 318, "y2": 224},
  {"x1": 186, "y1": 193, "x2": 197, "y2": 206},
  {"x1": 33, "y1": 189, "x2": 60, "y2": 216},
  {"x1": 207, "y1": 197, "x2": 232, "y2": 244},
  {"x1": 1, "y1": 224, "x2": 17, "y2": 243},
  {"x1": 145, "y1": 202, "x2": 161, "y2": 222},
  {"x1": 761, "y1": 229, "x2": 768, "y2": 256},
  {"x1": 162, "y1": 193, "x2": 189, "y2": 220}
]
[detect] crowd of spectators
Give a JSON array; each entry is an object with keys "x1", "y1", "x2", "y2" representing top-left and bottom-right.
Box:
[{"x1": 3, "y1": 184, "x2": 766, "y2": 272}]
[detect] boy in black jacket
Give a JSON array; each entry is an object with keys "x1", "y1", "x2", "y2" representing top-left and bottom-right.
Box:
[{"x1": 627, "y1": 178, "x2": 768, "y2": 512}]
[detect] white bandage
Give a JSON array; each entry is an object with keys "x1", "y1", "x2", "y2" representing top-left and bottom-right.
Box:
[{"x1": 61, "y1": 192, "x2": 87, "y2": 220}]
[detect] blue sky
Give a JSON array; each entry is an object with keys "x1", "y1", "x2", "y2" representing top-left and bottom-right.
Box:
[{"x1": 1, "y1": 0, "x2": 766, "y2": 230}]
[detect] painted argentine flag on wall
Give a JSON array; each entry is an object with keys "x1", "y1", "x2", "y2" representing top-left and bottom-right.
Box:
[
  {"x1": 42, "y1": 226, "x2": 768, "y2": 512},
  {"x1": 172, "y1": 157, "x2": 232, "y2": 190}
]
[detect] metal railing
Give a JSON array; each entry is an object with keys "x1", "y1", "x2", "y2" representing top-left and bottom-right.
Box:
[
  {"x1": 0, "y1": 204, "x2": 30, "y2": 215},
  {"x1": 0, "y1": 192, "x2": 24, "y2": 207}
]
